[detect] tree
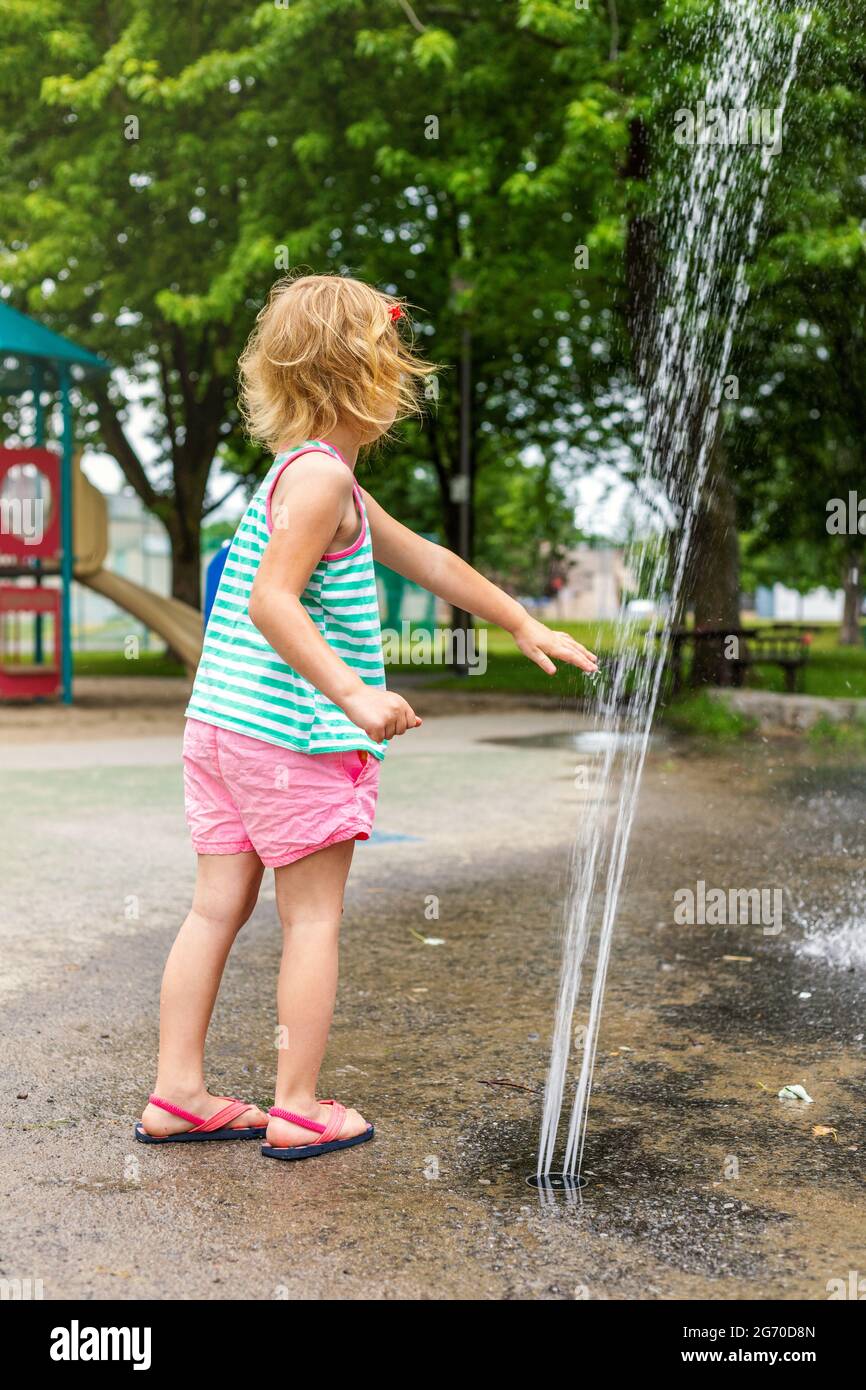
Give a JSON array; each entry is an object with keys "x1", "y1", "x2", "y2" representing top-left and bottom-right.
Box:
[
  {"x1": 615, "y1": 1, "x2": 865, "y2": 678},
  {"x1": 5, "y1": 0, "x2": 850, "y2": 654},
  {"x1": 732, "y1": 0, "x2": 866, "y2": 643},
  {"x1": 0, "y1": 0, "x2": 630, "y2": 616},
  {"x1": 0, "y1": 0, "x2": 275, "y2": 606},
  {"x1": 619, "y1": 2, "x2": 795, "y2": 681},
  {"x1": 205, "y1": 0, "x2": 632, "y2": 629}
]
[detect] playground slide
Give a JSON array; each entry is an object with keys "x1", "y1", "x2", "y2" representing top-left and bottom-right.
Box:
[
  {"x1": 73, "y1": 460, "x2": 202, "y2": 674},
  {"x1": 77, "y1": 567, "x2": 203, "y2": 673}
]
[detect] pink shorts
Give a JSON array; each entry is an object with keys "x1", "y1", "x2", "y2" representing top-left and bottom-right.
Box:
[{"x1": 182, "y1": 719, "x2": 380, "y2": 868}]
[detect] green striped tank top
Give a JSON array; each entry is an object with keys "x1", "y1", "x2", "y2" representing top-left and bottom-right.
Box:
[{"x1": 186, "y1": 441, "x2": 387, "y2": 759}]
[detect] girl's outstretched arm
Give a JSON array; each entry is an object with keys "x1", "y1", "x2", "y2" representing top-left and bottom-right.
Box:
[{"x1": 362, "y1": 489, "x2": 598, "y2": 676}]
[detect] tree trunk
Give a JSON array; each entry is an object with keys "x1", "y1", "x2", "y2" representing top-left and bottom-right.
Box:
[
  {"x1": 685, "y1": 440, "x2": 741, "y2": 688},
  {"x1": 840, "y1": 548, "x2": 863, "y2": 646},
  {"x1": 164, "y1": 467, "x2": 207, "y2": 613},
  {"x1": 451, "y1": 323, "x2": 473, "y2": 663},
  {"x1": 624, "y1": 117, "x2": 656, "y2": 368},
  {"x1": 171, "y1": 538, "x2": 202, "y2": 611},
  {"x1": 93, "y1": 363, "x2": 227, "y2": 623}
]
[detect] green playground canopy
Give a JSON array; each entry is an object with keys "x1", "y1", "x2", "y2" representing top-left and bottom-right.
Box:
[{"x1": 0, "y1": 300, "x2": 109, "y2": 394}]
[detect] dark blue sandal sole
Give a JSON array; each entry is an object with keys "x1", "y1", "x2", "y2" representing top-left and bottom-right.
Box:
[
  {"x1": 134, "y1": 1122, "x2": 267, "y2": 1144},
  {"x1": 261, "y1": 1124, "x2": 374, "y2": 1161}
]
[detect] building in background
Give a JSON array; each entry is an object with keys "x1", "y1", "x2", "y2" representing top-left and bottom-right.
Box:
[
  {"x1": 752, "y1": 584, "x2": 844, "y2": 622},
  {"x1": 536, "y1": 544, "x2": 631, "y2": 622}
]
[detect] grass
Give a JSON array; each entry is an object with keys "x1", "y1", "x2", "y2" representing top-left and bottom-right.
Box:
[
  {"x1": 664, "y1": 623, "x2": 866, "y2": 700},
  {"x1": 69, "y1": 616, "x2": 866, "y2": 720},
  {"x1": 385, "y1": 619, "x2": 866, "y2": 703},
  {"x1": 807, "y1": 715, "x2": 866, "y2": 750},
  {"x1": 662, "y1": 691, "x2": 757, "y2": 740},
  {"x1": 74, "y1": 650, "x2": 186, "y2": 678},
  {"x1": 387, "y1": 619, "x2": 644, "y2": 697},
  {"x1": 749, "y1": 638, "x2": 866, "y2": 699}
]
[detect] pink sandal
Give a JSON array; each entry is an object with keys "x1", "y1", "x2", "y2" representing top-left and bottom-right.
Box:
[
  {"x1": 134, "y1": 1095, "x2": 267, "y2": 1144},
  {"x1": 261, "y1": 1101, "x2": 374, "y2": 1161}
]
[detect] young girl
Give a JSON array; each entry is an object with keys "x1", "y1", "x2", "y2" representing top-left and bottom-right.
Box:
[{"x1": 136, "y1": 273, "x2": 598, "y2": 1160}]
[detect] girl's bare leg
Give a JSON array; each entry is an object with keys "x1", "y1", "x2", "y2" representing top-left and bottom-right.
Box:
[
  {"x1": 265, "y1": 839, "x2": 368, "y2": 1149},
  {"x1": 140, "y1": 851, "x2": 268, "y2": 1136}
]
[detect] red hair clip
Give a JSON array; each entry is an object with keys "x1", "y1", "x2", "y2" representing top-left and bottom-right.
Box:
[{"x1": 389, "y1": 303, "x2": 404, "y2": 322}]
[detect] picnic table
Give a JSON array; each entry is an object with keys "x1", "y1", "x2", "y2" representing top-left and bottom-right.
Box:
[{"x1": 668, "y1": 625, "x2": 811, "y2": 695}]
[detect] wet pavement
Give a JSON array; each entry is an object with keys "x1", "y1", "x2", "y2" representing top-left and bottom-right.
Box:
[{"x1": 1, "y1": 704, "x2": 864, "y2": 1300}]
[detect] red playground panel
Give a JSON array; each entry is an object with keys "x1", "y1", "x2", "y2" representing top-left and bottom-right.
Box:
[
  {"x1": 0, "y1": 585, "x2": 61, "y2": 699},
  {"x1": 0, "y1": 446, "x2": 61, "y2": 563}
]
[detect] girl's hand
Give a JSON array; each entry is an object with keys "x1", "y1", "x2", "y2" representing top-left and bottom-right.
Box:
[
  {"x1": 512, "y1": 616, "x2": 599, "y2": 676},
  {"x1": 342, "y1": 688, "x2": 422, "y2": 742}
]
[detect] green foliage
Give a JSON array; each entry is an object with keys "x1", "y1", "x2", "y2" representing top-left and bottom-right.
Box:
[
  {"x1": 0, "y1": 0, "x2": 640, "y2": 600},
  {"x1": 411, "y1": 29, "x2": 457, "y2": 72},
  {"x1": 201, "y1": 518, "x2": 238, "y2": 553},
  {"x1": 730, "y1": 1, "x2": 866, "y2": 602},
  {"x1": 473, "y1": 451, "x2": 580, "y2": 595},
  {"x1": 739, "y1": 533, "x2": 839, "y2": 597},
  {"x1": 663, "y1": 691, "x2": 757, "y2": 740},
  {"x1": 808, "y1": 715, "x2": 866, "y2": 749},
  {"x1": 0, "y1": 0, "x2": 860, "y2": 630}
]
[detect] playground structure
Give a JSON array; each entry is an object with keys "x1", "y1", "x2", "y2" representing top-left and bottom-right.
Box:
[{"x1": 0, "y1": 303, "x2": 202, "y2": 701}]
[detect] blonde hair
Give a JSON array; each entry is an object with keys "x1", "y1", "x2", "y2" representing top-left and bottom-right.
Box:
[{"x1": 238, "y1": 273, "x2": 436, "y2": 453}]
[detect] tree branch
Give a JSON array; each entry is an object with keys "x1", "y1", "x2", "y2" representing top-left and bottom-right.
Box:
[
  {"x1": 157, "y1": 345, "x2": 179, "y2": 465},
  {"x1": 396, "y1": 0, "x2": 426, "y2": 34},
  {"x1": 607, "y1": 0, "x2": 620, "y2": 62},
  {"x1": 91, "y1": 384, "x2": 164, "y2": 512},
  {"x1": 170, "y1": 325, "x2": 197, "y2": 425},
  {"x1": 201, "y1": 472, "x2": 248, "y2": 517}
]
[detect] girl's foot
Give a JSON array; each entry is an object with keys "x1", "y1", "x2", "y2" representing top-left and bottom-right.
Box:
[
  {"x1": 265, "y1": 1099, "x2": 368, "y2": 1150},
  {"x1": 139, "y1": 1091, "x2": 268, "y2": 1138}
]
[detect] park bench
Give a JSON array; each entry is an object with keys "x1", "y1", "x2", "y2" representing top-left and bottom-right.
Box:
[{"x1": 668, "y1": 625, "x2": 811, "y2": 695}]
